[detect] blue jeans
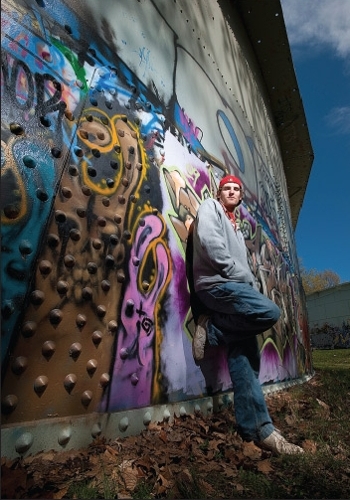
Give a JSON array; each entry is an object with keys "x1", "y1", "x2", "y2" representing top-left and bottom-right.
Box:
[{"x1": 197, "y1": 282, "x2": 280, "y2": 442}]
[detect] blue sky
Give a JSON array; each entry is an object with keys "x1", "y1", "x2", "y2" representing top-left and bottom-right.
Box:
[{"x1": 281, "y1": 0, "x2": 350, "y2": 283}]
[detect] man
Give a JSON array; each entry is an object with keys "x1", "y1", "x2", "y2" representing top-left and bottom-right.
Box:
[{"x1": 187, "y1": 174, "x2": 304, "y2": 455}]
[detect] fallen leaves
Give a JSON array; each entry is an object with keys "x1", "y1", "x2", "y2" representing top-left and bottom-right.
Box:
[{"x1": 2, "y1": 374, "x2": 345, "y2": 499}]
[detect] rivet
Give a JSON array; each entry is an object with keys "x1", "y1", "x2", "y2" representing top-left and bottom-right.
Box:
[
  {"x1": 64, "y1": 373, "x2": 77, "y2": 393},
  {"x1": 96, "y1": 305, "x2": 106, "y2": 317},
  {"x1": 86, "y1": 359, "x2": 98, "y2": 376},
  {"x1": 99, "y1": 373, "x2": 110, "y2": 387},
  {"x1": 36, "y1": 188, "x2": 49, "y2": 201},
  {"x1": 125, "y1": 299, "x2": 134, "y2": 317},
  {"x1": 116, "y1": 270, "x2": 125, "y2": 282},
  {"x1": 144, "y1": 185, "x2": 151, "y2": 193},
  {"x1": 121, "y1": 177, "x2": 129, "y2": 187},
  {"x1": 128, "y1": 146, "x2": 135, "y2": 154},
  {"x1": 101, "y1": 279, "x2": 111, "y2": 292},
  {"x1": 117, "y1": 129, "x2": 125, "y2": 137},
  {"x1": 108, "y1": 320, "x2": 118, "y2": 333},
  {"x1": 118, "y1": 416, "x2": 129, "y2": 432},
  {"x1": 114, "y1": 145, "x2": 121, "y2": 153},
  {"x1": 55, "y1": 210, "x2": 67, "y2": 223},
  {"x1": 57, "y1": 280, "x2": 69, "y2": 295},
  {"x1": 87, "y1": 262, "x2": 98, "y2": 274},
  {"x1": 120, "y1": 347, "x2": 128, "y2": 359},
  {"x1": 138, "y1": 218, "x2": 145, "y2": 227},
  {"x1": 74, "y1": 147, "x2": 84, "y2": 157},
  {"x1": 81, "y1": 390, "x2": 93, "y2": 407},
  {"x1": 22, "y1": 321, "x2": 37, "y2": 338},
  {"x1": 77, "y1": 207, "x2": 87, "y2": 218},
  {"x1": 19, "y1": 239, "x2": 33, "y2": 255},
  {"x1": 114, "y1": 214, "x2": 122, "y2": 224},
  {"x1": 58, "y1": 428, "x2": 72, "y2": 446},
  {"x1": 23, "y1": 155, "x2": 36, "y2": 168},
  {"x1": 82, "y1": 287, "x2": 93, "y2": 300},
  {"x1": 194, "y1": 404, "x2": 201, "y2": 414},
  {"x1": 143, "y1": 411, "x2": 152, "y2": 426},
  {"x1": 10, "y1": 122, "x2": 25, "y2": 135},
  {"x1": 142, "y1": 281, "x2": 150, "y2": 291},
  {"x1": 51, "y1": 147, "x2": 62, "y2": 158},
  {"x1": 97, "y1": 216, "x2": 106, "y2": 227},
  {"x1": 97, "y1": 131, "x2": 105, "y2": 139},
  {"x1": 82, "y1": 185, "x2": 92, "y2": 196},
  {"x1": 132, "y1": 257, "x2": 140, "y2": 266},
  {"x1": 163, "y1": 409, "x2": 171, "y2": 421},
  {"x1": 69, "y1": 165, "x2": 79, "y2": 176},
  {"x1": 92, "y1": 330, "x2": 103, "y2": 345},
  {"x1": 64, "y1": 254, "x2": 75, "y2": 268},
  {"x1": 106, "y1": 178, "x2": 115, "y2": 188},
  {"x1": 76, "y1": 314, "x2": 87, "y2": 328},
  {"x1": 2, "y1": 300, "x2": 15, "y2": 318},
  {"x1": 136, "y1": 163, "x2": 142, "y2": 171},
  {"x1": 69, "y1": 343, "x2": 82, "y2": 359},
  {"x1": 125, "y1": 162, "x2": 132, "y2": 170},
  {"x1": 117, "y1": 195, "x2": 126, "y2": 204},
  {"x1": 15, "y1": 432, "x2": 33, "y2": 454},
  {"x1": 69, "y1": 228, "x2": 81, "y2": 241},
  {"x1": 79, "y1": 129, "x2": 88, "y2": 139},
  {"x1": 30, "y1": 290, "x2": 45, "y2": 305},
  {"x1": 87, "y1": 166, "x2": 97, "y2": 178},
  {"x1": 86, "y1": 114, "x2": 93, "y2": 122},
  {"x1": 180, "y1": 406, "x2": 187, "y2": 417},
  {"x1": 39, "y1": 260, "x2": 52, "y2": 275},
  {"x1": 123, "y1": 230, "x2": 131, "y2": 240},
  {"x1": 34, "y1": 375, "x2": 49, "y2": 395},
  {"x1": 42, "y1": 340, "x2": 56, "y2": 358},
  {"x1": 49, "y1": 308, "x2": 62, "y2": 325},
  {"x1": 130, "y1": 373, "x2": 139, "y2": 386},
  {"x1": 90, "y1": 238, "x2": 102, "y2": 251},
  {"x1": 110, "y1": 160, "x2": 119, "y2": 169},
  {"x1": 130, "y1": 195, "x2": 137, "y2": 203},
  {"x1": 47, "y1": 233, "x2": 60, "y2": 247},
  {"x1": 102, "y1": 197, "x2": 110, "y2": 206},
  {"x1": 65, "y1": 110, "x2": 74, "y2": 121},
  {"x1": 91, "y1": 423, "x2": 102, "y2": 438},
  {"x1": 109, "y1": 234, "x2": 119, "y2": 245},
  {"x1": 92, "y1": 148, "x2": 100, "y2": 158},
  {"x1": 3, "y1": 204, "x2": 20, "y2": 219},
  {"x1": 62, "y1": 187, "x2": 72, "y2": 198},
  {"x1": 1, "y1": 394, "x2": 18, "y2": 414},
  {"x1": 11, "y1": 356, "x2": 28, "y2": 375},
  {"x1": 40, "y1": 115, "x2": 51, "y2": 126},
  {"x1": 105, "y1": 255, "x2": 115, "y2": 267}
]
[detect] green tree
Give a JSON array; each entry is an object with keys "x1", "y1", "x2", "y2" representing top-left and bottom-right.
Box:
[{"x1": 299, "y1": 263, "x2": 341, "y2": 295}]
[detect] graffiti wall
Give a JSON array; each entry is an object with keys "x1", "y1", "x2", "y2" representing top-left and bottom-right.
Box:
[
  {"x1": 307, "y1": 283, "x2": 350, "y2": 349},
  {"x1": 1, "y1": 0, "x2": 312, "y2": 453}
]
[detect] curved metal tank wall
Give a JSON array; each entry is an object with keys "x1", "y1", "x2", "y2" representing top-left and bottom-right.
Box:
[{"x1": 1, "y1": 0, "x2": 312, "y2": 457}]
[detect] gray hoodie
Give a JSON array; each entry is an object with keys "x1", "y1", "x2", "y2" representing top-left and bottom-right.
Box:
[{"x1": 192, "y1": 198, "x2": 257, "y2": 291}]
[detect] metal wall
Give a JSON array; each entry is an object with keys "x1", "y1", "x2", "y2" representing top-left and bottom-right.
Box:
[{"x1": 1, "y1": 0, "x2": 312, "y2": 458}]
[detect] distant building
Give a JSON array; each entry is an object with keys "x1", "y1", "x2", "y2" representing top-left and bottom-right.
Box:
[{"x1": 307, "y1": 282, "x2": 350, "y2": 349}]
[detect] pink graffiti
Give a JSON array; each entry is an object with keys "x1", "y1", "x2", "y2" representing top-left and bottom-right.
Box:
[
  {"x1": 179, "y1": 108, "x2": 201, "y2": 142},
  {"x1": 104, "y1": 214, "x2": 170, "y2": 411}
]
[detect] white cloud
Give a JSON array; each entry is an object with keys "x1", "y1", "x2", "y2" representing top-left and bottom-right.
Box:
[
  {"x1": 281, "y1": 0, "x2": 350, "y2": 58},
  {"x1": 325, "y1": 106, "x2": 350, "y2": 135}
]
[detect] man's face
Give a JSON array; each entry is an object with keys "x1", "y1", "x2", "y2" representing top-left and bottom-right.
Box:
[{"x1": 218, "y1": 182, "x2": 242, "y2": 211}]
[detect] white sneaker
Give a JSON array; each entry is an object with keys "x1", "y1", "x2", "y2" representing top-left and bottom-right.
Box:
[
  {"x1": 192, "y1": 314, "x2": 210, "y2": 362},
  {"x1": 259, "y1": 430, "x2": 304, "y2": 455}
]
